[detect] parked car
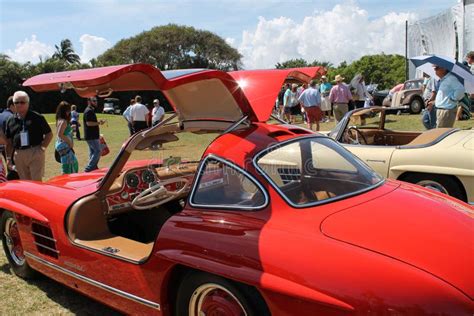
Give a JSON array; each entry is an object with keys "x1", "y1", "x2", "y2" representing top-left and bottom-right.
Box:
[
  {"x1": 328, "y1": 106, "x2": 474, "y2": 204},
  {"x1": 1, "y1": 65, "x2": 472, "y2": 315},
  {"x1": 383, "y1": 79, "x2": 425, "y2": 114},
  {"x1": 103, "y1": 97, "x2": 121, "y2": 114}
]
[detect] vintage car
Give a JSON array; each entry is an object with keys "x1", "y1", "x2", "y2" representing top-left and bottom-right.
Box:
[
  {"x1": 382, "y1": 79, "x2": 425, "y2": 114},
  {"x1": 1, "y1": 65, "x2": 473, "y2": 315},
  {"x1": 328, "y1": 106, "x2": 474, "y2": 204}
]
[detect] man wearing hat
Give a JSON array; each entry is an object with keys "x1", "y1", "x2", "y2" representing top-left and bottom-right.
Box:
[
  {"x1": 427, "y1": 65, "x2": 465, "y2": 128},
  {"x1": 319, "y1": 75, "x2": 332, "y2": 121},
  {"x1": 329, "y1": 75, "x2": 352, "y2": 122}
]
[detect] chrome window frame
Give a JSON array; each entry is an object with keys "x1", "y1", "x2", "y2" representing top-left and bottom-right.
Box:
[
  {"x1": 189, "y1": 154, "x2": 269, "y2": 211},
  {"x1": 253, "y1": 135, "x2": 384, "y2": 209}
]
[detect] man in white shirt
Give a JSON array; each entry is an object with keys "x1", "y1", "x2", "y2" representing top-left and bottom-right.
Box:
[
  {"x1": 122, "y1": 98, "x2": 135, "y2": 136},
  {"x1": 130, "y1": 95, "x2": 149, "y2": 133},
  {"x1": 151, "y1": 99, "x2": 165, "y2": 126}
]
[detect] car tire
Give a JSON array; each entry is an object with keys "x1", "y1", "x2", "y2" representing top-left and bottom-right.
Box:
[
  {"x1": 402, "y1": 173, "x2": 466, "y2": 202},
  {"x1": 175, "y1": 271, "x2": 269, "y2": 316},
  {"x1": 0, "y1": 211, "x2": 37, "y2": 279},
  {"x1": 409, "y1": 98, "x2": 423, "y2": 114}
]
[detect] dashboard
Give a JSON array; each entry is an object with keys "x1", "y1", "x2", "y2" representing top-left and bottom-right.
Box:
[{"x1": 106, "y1": 163, "x2": 199, "y2": 213}]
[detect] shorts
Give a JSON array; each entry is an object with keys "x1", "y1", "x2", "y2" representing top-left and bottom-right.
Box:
[
  {"x1": 305, "y1": 106, "x2": 322, "y2": 123},
  {"x1": 290, "y1": 106, "x2": 301, "y2": 115},
  {"x1": 321, "y1": 97, "x2": 331, "y2": 111}
]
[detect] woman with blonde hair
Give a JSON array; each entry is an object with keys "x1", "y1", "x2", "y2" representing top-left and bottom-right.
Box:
[{"x1": 55, "y1": 101, "x2": 78, "y2": 174}]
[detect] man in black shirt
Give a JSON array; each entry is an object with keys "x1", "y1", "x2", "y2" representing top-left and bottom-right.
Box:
[
  {"x1": 83, "y1": 97, "x2": 105, "y2": 172},
  {"x1": 5, "y1": 91, "x2": 52, "y2": 181}
]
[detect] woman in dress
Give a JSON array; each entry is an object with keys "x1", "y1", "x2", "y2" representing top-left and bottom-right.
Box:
[{"x1": 55, "y1": 101, "x2": 78, "y2": 174}]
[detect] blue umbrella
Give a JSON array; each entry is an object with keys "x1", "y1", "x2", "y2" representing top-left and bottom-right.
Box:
[{"x1": 410, "y1": 55, "x2": 474, "y2": 93}]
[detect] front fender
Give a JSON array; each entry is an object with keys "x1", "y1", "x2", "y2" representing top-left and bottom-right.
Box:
[
  {"x1": 390, "y1": 164, "x2": 473, "y2": 179},
  {"x1": 0, "y1": 198, "x2": 49, "y2": 222}
]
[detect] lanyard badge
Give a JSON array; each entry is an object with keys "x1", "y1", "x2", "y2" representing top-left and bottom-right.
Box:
[{"x1": 20, "y1": 120, "x2": 30, "y2": 147}]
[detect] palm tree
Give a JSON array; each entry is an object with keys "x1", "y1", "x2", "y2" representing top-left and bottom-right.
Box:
[{"x1": 52, "y1": 39, "x2": 80, "y2": 64}]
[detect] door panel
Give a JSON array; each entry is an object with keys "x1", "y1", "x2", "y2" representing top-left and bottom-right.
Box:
[{"x1": 343, "y1": 145, "x2": 395, "y2": 177}]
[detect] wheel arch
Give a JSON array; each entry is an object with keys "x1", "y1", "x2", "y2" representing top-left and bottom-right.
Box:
[
  {"x1": 397, "y1": 171, "x2": 467, "y2": 202},
  {"x1": 162, "y1": 264, "x2": 270, "y2": 315},
  {"x1": 0, "y1": 199, "x2": 49, "y2": 222}
]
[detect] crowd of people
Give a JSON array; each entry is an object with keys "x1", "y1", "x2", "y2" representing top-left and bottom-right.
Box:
[
  {"x1": 276, "y1": 73, "x2": 372, "y2": 131},
  {"x1": 0, "y1": 92, "x2": 165, "y2": 183}
]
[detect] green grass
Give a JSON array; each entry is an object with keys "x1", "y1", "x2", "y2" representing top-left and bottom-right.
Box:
[{"x1": 0, "y1": 112, "x2": 473, "y2": 315}]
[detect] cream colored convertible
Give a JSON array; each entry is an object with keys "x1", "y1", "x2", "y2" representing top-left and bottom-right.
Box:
[{"x1": 328, "y1": 107, "x2": 474, "y2": 204}]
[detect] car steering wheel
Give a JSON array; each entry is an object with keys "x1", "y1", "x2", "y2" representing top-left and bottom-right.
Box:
[
  {"x1": 131, "y1": 177, "x2": 189, "y2": 210},
  {"x1": 346, "y1": 126, "x2": 368, "y2": 145}
]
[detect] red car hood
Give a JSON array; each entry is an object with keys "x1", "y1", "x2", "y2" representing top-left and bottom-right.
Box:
[
  {"x1": 322, "y1": 182, "x2": 474, "y2": 300},
  {"x1": 47, "y1": 169, "x2": 108, "y2": 189}
]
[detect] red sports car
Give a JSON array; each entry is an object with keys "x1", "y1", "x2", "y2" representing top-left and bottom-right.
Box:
[{"x1": 1, "y1": 65, "x2": 473, "y2": 315}]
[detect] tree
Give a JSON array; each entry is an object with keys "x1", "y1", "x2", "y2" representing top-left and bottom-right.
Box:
[
  {"x1": 97, "y1": 24, "x2": 242, "y2": 70},
  {"x1": 52, "y1": 39, "x2": 81, "y2": 64},
  {"x1": 275, "y1": 58, "x2": 308, "y2": 69}
]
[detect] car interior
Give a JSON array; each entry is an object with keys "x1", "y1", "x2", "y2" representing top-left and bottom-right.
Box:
[
  {"x1": 65, "y1": 120, "x2": 255, "y2": 263},
  {"x1": 341, "y1": 109, "x2": 456, "y2": 147}
]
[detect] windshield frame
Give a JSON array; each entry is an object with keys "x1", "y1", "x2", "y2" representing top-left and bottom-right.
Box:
[{"x1": 253, "y1": 135, "x2": 384, "y2": 208}]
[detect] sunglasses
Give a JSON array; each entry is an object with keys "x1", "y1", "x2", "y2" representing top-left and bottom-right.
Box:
[{"x1": 14, "y1": 101, "x2": 27, "y2": 105}]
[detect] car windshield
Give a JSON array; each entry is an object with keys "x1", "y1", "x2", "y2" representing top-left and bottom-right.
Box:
[{"x1": 255, "y1": 136, "x2": 383, "y2": 207}]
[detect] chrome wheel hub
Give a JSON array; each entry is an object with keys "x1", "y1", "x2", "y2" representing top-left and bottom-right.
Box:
[
  {"x1": 189, "y1": 283, "x2": 246, "y2": 316},
  {"x1": 417, "y1": 180, "x2": 449, "y2": 195},
  {"x1": 3, "y1": 217, "x2": 25, "y2": 266}
]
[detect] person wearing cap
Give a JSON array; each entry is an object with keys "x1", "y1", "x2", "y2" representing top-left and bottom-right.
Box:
[
  {"x1": 151, "y1": 99, "x2": 165, "y2": 126},
  {"x1": 427, "y1": 65, "x2": 465, "y2": 128},
  {"x1": 83, "y1": 97, "x2": 106, "y2": 172},
  {"x1": 4, "y1": 91, "x2": 52, "y2": 181},
  {"x1": 283, "y1": 83, "x2": 300, "y2": 123},
  {"x1": 298, "y1": 80, "x2": 322, "y2": 131},
  {"x1": 329, "y1": 75, "x2": 352, "y2": 122},
  {"x1": 319, "y1": 75, "x2": 332, "y2": 121}
]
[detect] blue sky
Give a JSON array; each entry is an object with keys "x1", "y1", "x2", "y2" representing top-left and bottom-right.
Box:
[{"x1": 0, "y1": 0, "x2": 459, "y2": 68}]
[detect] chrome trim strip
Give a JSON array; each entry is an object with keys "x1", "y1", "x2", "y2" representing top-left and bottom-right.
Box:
[
  {"x1": 24, "y1": 252, "x2": 160, "y2": 311},
  {"x1": 253, "y1": 135, "x2": 385, "y2": 209},
  {"x1": 189, "y1": 154, "x2": 269, "y2": 210},
  {"x1": 31, "y1": 231, "x2": 57, "y2": 242},
  {"x1": 34, "y1": 242, "x2": 60, "y2": 254}
]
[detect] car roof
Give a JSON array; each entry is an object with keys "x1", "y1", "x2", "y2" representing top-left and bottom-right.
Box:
[{"x1": 23, "y1": 64, "x2": 325, "y2": 122}]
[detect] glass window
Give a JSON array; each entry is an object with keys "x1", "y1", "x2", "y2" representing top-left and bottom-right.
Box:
[
  {"x1": 191, "y1": 157, "x2": 267, "y2": 209},
  {"x1": 256, "y1": 137, "x2": 383, "y2": 207}
]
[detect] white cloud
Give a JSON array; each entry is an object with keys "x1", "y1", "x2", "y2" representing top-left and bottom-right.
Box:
[
  {"x1": 5, "y1": 35, "x2": 54, "y2": 63},
  {"x1": 225, "y1": 37, "x2": 236, "y2": 48},
  {"x1": 79, "y1": 34, "x2": 112, "y2": 62},
  {"x1": 239, "y1": 2, "x2": 417, "y2": 69}
]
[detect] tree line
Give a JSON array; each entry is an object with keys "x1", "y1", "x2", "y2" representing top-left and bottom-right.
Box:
[{"x1": 1, "y1": 23, "x2": 405, "y2": 113}]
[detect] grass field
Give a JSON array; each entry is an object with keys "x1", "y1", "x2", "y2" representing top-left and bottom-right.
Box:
[{"x1": 0, "y1": 112, "x2": 472, "y2": 315}]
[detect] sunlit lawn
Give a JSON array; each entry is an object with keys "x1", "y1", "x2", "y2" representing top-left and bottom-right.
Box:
[{"x1": 0, "y1": 111, "x2": 473, "y2": 315}]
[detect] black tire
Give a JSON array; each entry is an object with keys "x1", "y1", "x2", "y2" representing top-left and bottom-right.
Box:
[
  {"x1": 175, "y1": 271, "x2": 269, "y2": 316},
  {"x1": 402, "y1": 173, "x2": 466, "y2": 202},
  {"x1": 409, "y1": 98, "x2": 423, "y2": 114},
  {"x1": 1, "y1": 211, "x2": 37, "y2": 279}
]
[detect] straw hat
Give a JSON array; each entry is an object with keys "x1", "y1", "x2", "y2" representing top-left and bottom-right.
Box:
[
  {"x1": 334, "y1": 74, "x2": 344, "y2": 82},
  {"x1": 291, "y1": 83, "x2": 298, "y2": 88},
  {"x1": 321, "y1": 75, "x2": 327, "y2": 79}
]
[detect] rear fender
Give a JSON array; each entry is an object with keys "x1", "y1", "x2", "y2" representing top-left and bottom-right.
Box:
[
  {"x1": 158, "y1": 249, "x2": 354, "y2": 312},
  {"x1": 0, "y1": 199, "x2": 49, "y2": 222}
]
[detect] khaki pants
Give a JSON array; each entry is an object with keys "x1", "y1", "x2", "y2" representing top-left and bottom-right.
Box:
[
  {"x1": 333, "y1": 103, "x2": 348, "y2": 122},
  {"x1": 14, "y1": 146, "x2": 45, "y2": 181},
  {"x1": 436, "y1": 108, "x2": 457, "y2": 128}
]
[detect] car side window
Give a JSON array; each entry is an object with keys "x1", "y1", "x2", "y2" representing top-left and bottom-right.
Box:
[{"x1": 190, "y1": 156, "x2": 267, "y2": 210}]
